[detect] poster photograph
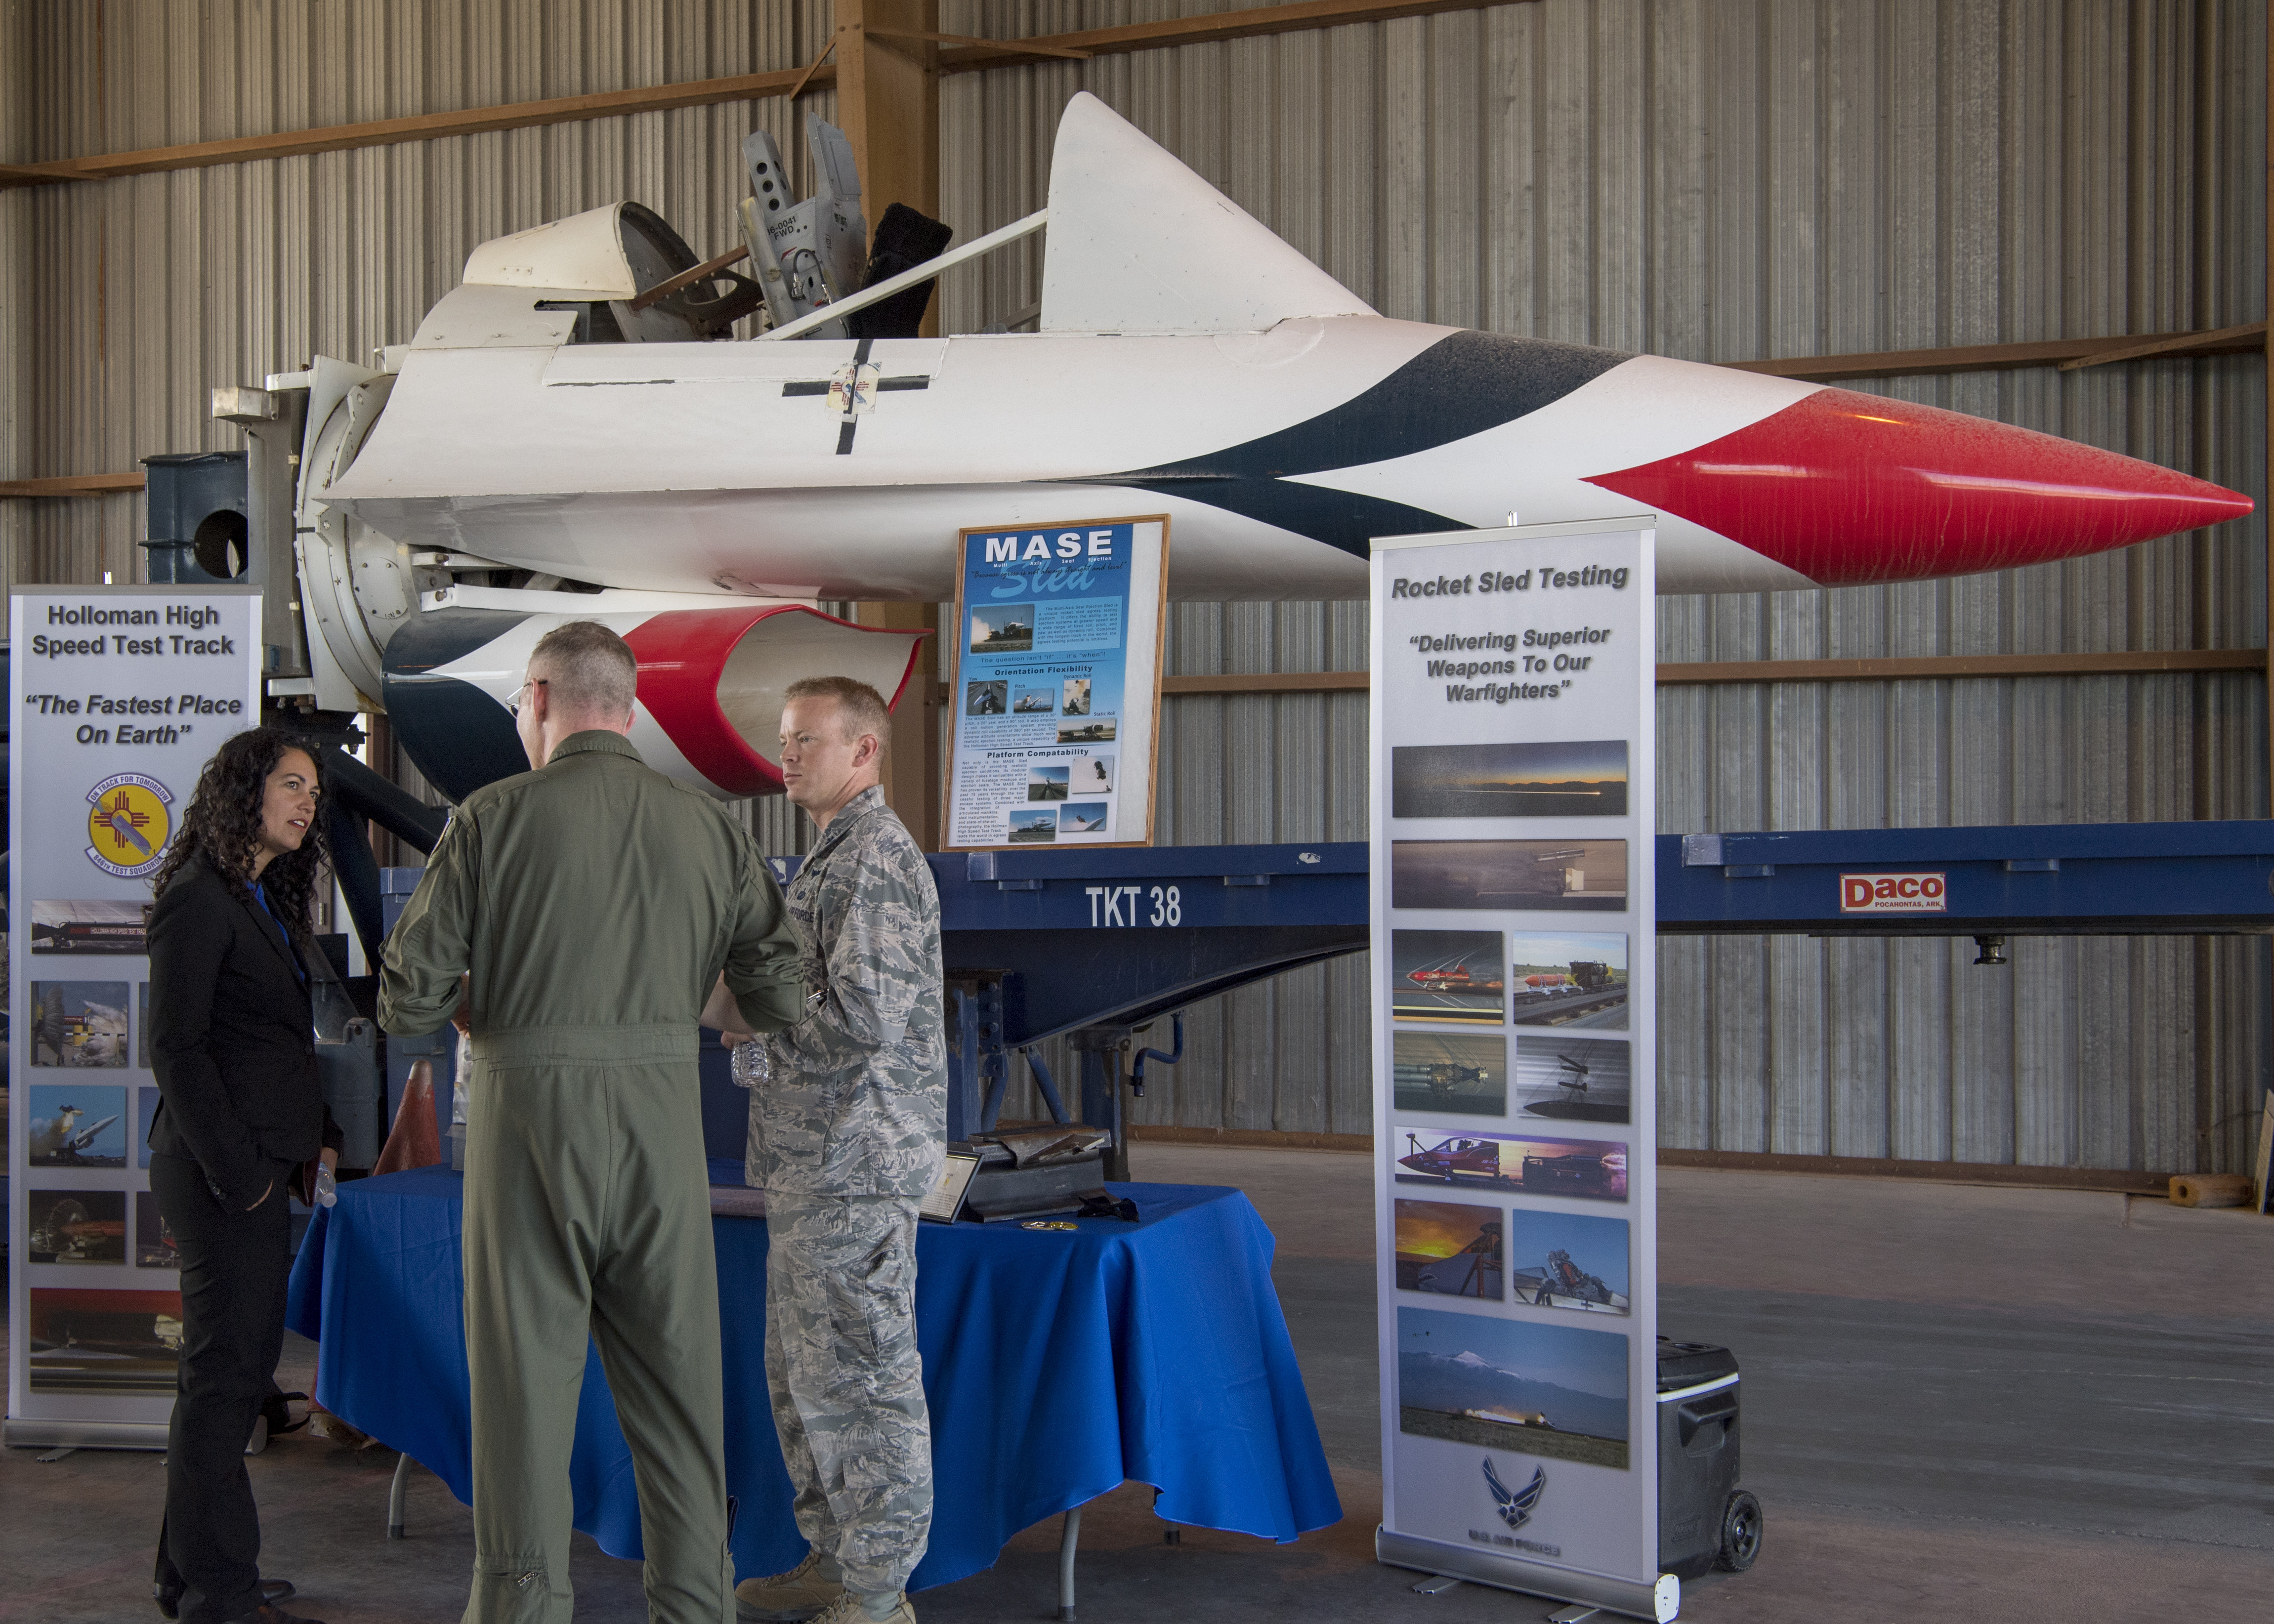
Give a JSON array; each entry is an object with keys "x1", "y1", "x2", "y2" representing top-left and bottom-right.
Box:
[
  {"x1": 24, "y1": 1191, "x2": 127, "y2": 1265},
  {"x1": 1391, "y1": 739, "x2": 1630, "y2": 820},
  {"x1": 1393, "y1": 1032, "x2": 1508, "y2": 1117},
  {"x1": 1508, "y1": 933, "x2": 1628, "y2": 1030},
  {"x1": 25, "y1": 1289, "x2": 184, "y2": 1395},
  {"x1": 1393, "y1": 1128, "x2": 1629, "y2": 1202},
  {"x1": 1390, "y1": 929, "x2": 1505, "y2": 1025},
  {"x1": 943, "y1": 516, "x2": 1168, "y2": 849},
  {"x1": 1392, "y1": 839, "x2": 1628, "y2": 912},
  {"x1": 1505, "y1": 1210, "x2": 1631, "y2": 1315},
  {"x1": 1394, "y1": 1201, "x2": 1505, "y2": 1299},
  {"x1": 30, "y1": 899, "x2": 150, "y2": 955},
  {"x1": 1512, "y1": 1036, "x2": 1631, "y2": 1124},
  {"x1": 26, "y1": 1084, "x2": 129, "y2": 1167},
  {"x1": 28, "y1": 982, "x2": 132, "y2": 1068},
  {"x1": 1396, "y1": 1306, "x2": 1630, "y2": 1469}
]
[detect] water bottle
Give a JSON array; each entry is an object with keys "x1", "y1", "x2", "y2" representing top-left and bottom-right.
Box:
[{"x1": 314, "y1": 1164, "x2": 337, "y2": 1208}]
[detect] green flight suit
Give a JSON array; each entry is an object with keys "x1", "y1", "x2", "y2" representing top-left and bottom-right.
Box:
[{"x1": 379, "y1": 731, "x2": 801, "y2": 1624}]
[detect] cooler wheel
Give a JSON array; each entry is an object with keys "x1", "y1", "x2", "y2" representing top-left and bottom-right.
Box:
[{"x1": 1715, "y1": 1488, "x2": 1762, "y2": 1572}]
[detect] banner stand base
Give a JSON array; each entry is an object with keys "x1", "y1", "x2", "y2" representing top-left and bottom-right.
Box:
[
  {"x1": 1376, "y1": 1528, "x2": 1679, "y2": 1623},
  {"x1": 4, "y1": 1417, "x2": 170, "y2": 1452}
]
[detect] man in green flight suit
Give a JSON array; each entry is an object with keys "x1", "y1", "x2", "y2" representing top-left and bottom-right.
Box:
[{"x1": 380, "y1": 621, "x2": 802, "y2": 1624}]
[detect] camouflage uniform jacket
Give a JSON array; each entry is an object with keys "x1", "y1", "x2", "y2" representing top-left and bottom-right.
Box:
[{"x1": 746, "y1": 785, "x2": 947, "y2": 1200}]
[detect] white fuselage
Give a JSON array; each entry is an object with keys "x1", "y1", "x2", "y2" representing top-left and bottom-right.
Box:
[{"x1": 325, "y1": 314, "x2": 1820, "y2": 601}]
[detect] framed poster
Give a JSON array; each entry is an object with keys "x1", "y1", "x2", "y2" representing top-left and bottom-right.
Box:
[
  {"x1": 1367, "y1": 521, "x2": 1671, "y2": 1622},
  {"x1": 941, "y1": 515, "x2": 1168, "y2": 850},
  {"x1": 7, "y1": 585, "x2": 263, "y2": 1449}
]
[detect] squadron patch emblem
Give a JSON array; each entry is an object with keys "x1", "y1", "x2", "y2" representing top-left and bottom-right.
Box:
[{"x1": 84, "y1": 773, "x2": 174, "y2": 878}]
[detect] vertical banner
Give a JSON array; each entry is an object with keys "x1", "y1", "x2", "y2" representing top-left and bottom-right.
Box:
[
  {"x1": 941, "y1": 515, "x2": 1168, "y2": 850},
  {"x1": 1369, "y1": 522, "x2": 1671, "y2": 1622},
  {"x1": 7, "y1": 585, "x2": 263, "y2": 1448}
]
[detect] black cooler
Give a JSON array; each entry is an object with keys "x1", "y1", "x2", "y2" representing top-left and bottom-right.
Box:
[{"x1": 1656, "y1": 1337, "x2": 1762, "y2": 1579}]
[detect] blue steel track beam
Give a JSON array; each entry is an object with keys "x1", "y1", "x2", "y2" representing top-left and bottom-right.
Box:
[
  {"x1": 924, "y1": 843, "x2": 1369, "y2": 1046},
  {"x1": 1660, "y1": 822, "x2": 2274, "y2": 936},
  {"x1": 760, "y1": 820, "x2": 2274, "y2": 1063}
]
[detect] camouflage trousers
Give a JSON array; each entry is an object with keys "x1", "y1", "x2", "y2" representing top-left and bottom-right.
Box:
[{"x1": 763, "y1": 1192, "x2": 933, "y2": 1596}]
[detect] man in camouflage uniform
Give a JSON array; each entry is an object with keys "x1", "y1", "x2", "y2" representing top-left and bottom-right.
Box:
[
  {"x1": 382, "y1": 622, "x2": 802, "y2": 1624},
  {"x1": 723, "y1": 676, "x2": 945, "y2": 1624}
]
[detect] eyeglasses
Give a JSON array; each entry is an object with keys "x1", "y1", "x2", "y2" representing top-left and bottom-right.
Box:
[{"x1": 507, "y1": 677, "x2": 547, "y2": 718}]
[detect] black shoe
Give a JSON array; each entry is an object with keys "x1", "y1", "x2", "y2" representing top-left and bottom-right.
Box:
[
  {"x1": 226, "y1": 1600, "x2": 323, "y2": 1624},
  {"x1": 155, "y1": 1579, "x2": 297, "y2": 1620}
]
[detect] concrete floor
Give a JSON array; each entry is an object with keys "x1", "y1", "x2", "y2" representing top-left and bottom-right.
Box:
[{"x1": 3, "y1": 1147, "x2": 2269, "y2": 1623}]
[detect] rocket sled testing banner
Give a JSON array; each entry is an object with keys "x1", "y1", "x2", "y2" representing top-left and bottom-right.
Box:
[
  {"x1": 1369, "y1": 521, "x2": 1674, "y2": 1622},
  {"x1": 7, "y1": 585, "x2": 263, "y2": 1448}
]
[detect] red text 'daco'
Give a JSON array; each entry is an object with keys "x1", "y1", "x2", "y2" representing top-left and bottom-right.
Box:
[{"x1": 1840, "y1": 873, "x2": 1947, "y2": 914}]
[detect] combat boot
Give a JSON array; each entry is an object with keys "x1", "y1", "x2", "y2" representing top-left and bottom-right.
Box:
[
  {"x1": 810, "y1": 1592, "x2": 916, "y2": 1624},
  {"x1": 735, "y1": 1550, "x2": 846, "y2": 1622}
]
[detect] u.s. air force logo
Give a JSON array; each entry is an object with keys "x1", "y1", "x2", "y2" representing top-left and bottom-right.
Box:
[
  {"x1": 85, "y1": 773, "x2": 174, "y2": 877},
  {"x1": 1484, "y1": 1456, "x2": 1546, "y2": 1530}
]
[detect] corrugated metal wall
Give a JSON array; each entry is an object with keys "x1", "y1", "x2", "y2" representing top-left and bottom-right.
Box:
[
  {"x1": 4, "y1": 0, "x2": 839, "y2": 583},
  {"x1": 3, "y1": 1, "x2": 2265, "y2": 1169},
  {"x1": 943, "y1": 0, "x2": 2271, "y2": 1171},
  {"x1": 0, "y1": 3, "x2": 32, "y2": 591}
]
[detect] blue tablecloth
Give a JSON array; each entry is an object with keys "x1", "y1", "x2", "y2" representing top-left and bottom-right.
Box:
[{"x1": 284, "y1": 1160, "x2": 1340, "y2": 1591}]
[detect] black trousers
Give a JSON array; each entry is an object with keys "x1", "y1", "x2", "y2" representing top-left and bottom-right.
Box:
[{"x1": 149, "y1": 1152, "x2": 293, "y2": 1624}]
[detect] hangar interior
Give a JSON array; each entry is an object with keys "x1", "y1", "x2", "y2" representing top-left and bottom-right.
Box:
[{"x1": 2, "y1": 3, "x2": 2270, "y2": 1623}]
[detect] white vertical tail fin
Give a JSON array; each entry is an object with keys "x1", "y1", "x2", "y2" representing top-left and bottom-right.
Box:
[{"x1": 1041, "y1": 92, "x2": 1375, "y2": 334}]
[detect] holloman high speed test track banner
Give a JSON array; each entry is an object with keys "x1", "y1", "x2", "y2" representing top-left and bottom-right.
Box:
[
  {"x1": 8, "y1": 584, "x2": 262, "y2": 1448},
  {"x1": 1369, "y1": 521, "x2": 1672, "y2": 1621}
]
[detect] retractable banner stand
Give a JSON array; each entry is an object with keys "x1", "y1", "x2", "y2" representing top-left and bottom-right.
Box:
[
  {"x1": 7, "y1": 584, "x2": 263, "y2": 1449},
  {"x1": 1370, "y1": 521, "x2": 1671, "y2": 1621}
]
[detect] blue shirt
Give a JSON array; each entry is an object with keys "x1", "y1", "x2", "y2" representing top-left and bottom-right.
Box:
[{"x1": 252, "y1": 880, "x2": 307, "y2": 985}]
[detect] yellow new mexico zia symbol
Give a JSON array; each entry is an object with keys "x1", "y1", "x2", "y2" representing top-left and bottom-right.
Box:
[{"x1": 85, "y1": 777, "x2": 172, "y2": 874}]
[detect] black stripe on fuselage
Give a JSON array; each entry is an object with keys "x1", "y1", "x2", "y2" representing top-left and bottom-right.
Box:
[
  {"x1": 382, "y1": 608, "x2": 534, "y2": 803},
  {"x1": 1135, "y1": 331, "x2": 1633, "y2": 480},
  {"x1": 1077, "y1": 475, "x2": 1468, "y2": 557},
  {"x1": 1096, "y1": 330, "x2": 1632, "y2": 555}
]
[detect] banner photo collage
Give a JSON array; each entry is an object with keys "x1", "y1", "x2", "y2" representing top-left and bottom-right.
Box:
[
  {"x1": 942, "y1": 516, "x2": 1168, "y2": 850},
  {"x1": 1369, "y1": 523, "x2": 1665, "y2": 1616},
  {"x1": 7, "y1": 587, "x2": 263, "y2": 1441}
]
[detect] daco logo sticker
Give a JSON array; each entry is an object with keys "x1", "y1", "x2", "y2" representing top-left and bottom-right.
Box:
[{"x1": 85, "y1": 773, "x2": 174, "y2": 878}]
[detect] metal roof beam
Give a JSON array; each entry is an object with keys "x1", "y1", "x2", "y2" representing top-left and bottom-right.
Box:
[{"x1": 0, "y1": 2, "x2": 1512, "y2": 190}]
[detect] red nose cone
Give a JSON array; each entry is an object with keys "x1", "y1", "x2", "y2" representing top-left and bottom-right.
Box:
[{"x1": 1584, "y1": 387, "x2": 2254, "y2": 585}]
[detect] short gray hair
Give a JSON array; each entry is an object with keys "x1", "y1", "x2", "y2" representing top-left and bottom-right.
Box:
[
  {"x1": 784, "y1": 675, "x2": 890, "y2": 749},
  {"x1": 529, "y1": 621, "x2": 638, "y2": 717}
]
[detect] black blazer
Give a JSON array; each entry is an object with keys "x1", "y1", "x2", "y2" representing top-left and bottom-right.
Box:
[{"x1": 147, "y1": 852, "x2": 339, "y2": 1208}]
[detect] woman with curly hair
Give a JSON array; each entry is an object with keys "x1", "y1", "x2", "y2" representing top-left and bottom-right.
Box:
[{"x1": 146, "y1": 726, "x2": 340, "y2": 1624}]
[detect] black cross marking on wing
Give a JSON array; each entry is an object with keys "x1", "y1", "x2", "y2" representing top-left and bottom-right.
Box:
[{"x1": 777, "y1": 336, "x2": 930, "y2": 454}]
